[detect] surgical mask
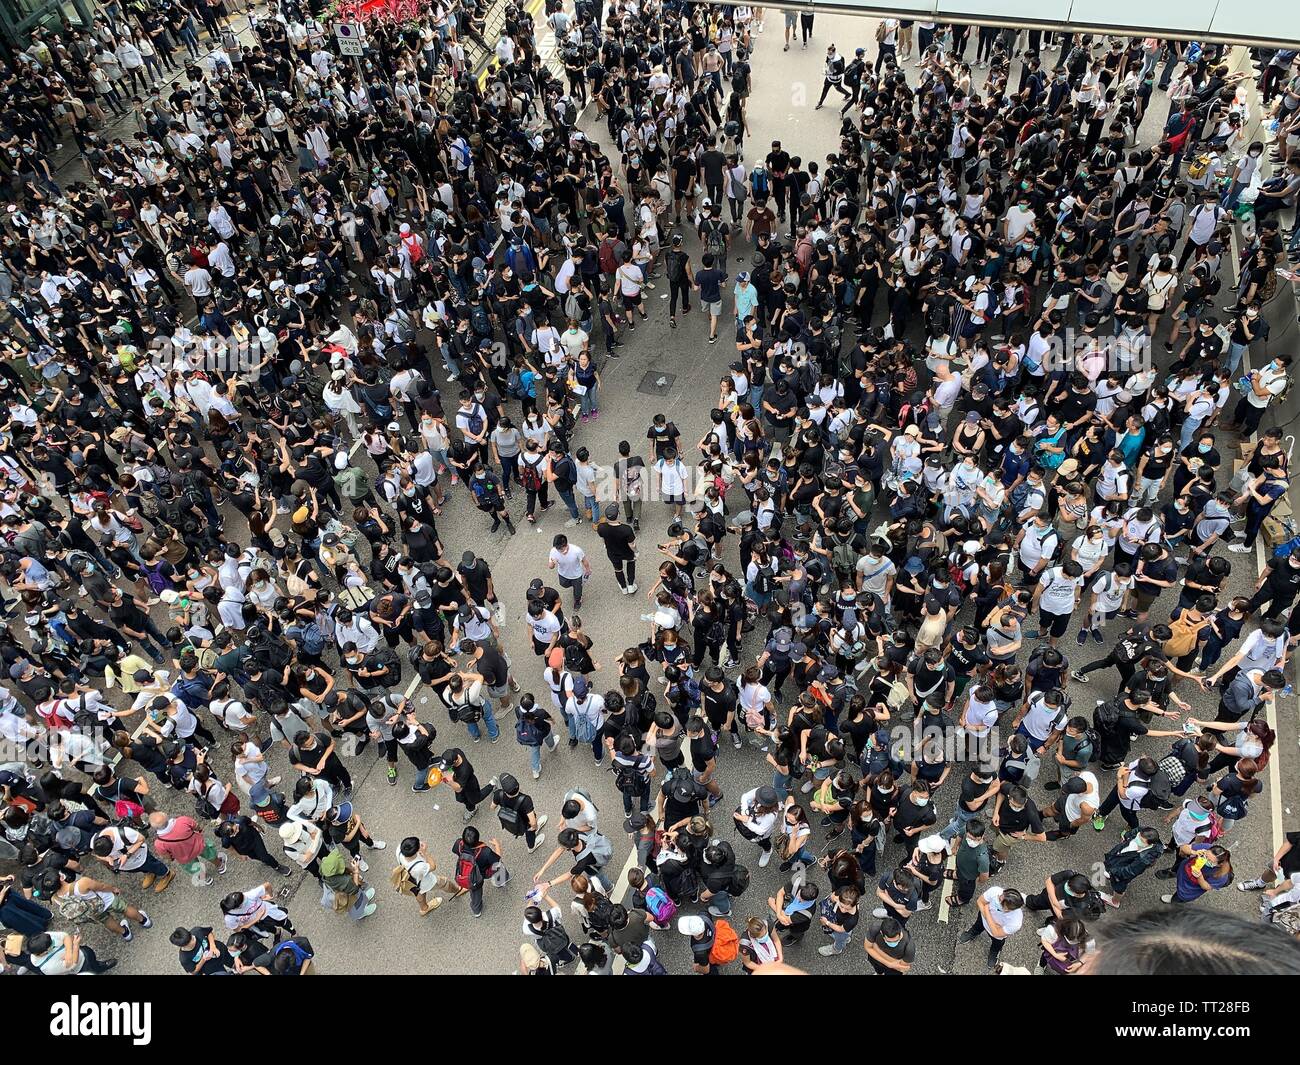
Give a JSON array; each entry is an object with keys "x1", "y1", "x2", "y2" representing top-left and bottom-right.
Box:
[
  {"x1": 913, "y1": 797, "x2": 929, "y2": 807},
  {"x1": 965, "y1": 838, "x2": 981, "y2": 848},
  {"x1": 1198, "y1": 444, "x2": 1211, "y2": 454}
]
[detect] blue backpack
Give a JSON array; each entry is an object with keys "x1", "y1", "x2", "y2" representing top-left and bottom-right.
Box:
[
  {"x1": 750, "y1": 166, "x2": 770, "y2": 198},
  {"x1": 1274, "y1": 536, "x2": 1300, "y2": 560}
]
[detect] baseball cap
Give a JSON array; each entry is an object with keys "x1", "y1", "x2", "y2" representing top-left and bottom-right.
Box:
[{"x1": 678, "y1": 915, "x2": 707, "y2": 936}]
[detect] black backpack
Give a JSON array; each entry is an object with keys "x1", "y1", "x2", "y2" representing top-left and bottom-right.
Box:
[
  {"x1": 614, "y1": 757, "x2": 648, "y2": 795},
  {"x1": 730, "y1": 864, "x2": 751, "y2": 898},
  {"x1": 537, "y1": 918, "x2": 571, "y2": 958},
  {"x1": 666, "y1": 250, "x2": 688, "y2": 282}
]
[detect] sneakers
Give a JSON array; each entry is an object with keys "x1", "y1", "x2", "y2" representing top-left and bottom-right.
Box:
[
  {"x1": 537, "y1": 816, "x2": 549, "y2": 830},
  {"x1": 1091, "y1": 815, "x2": 1106, "y2": 831},
  {"x1": 528, "y1": 833, "x2": 546, "y2": 852},
  {"x1": 370, "y1": 840, "x2": 387, "y2": 850},
  {"x1": 546, "y1": 735, "x2": 560, "y2": 751},
  {"x1": 1237, "y1": 878, "x2": 1266, "y2": 891},
  {"x1": 387, "y1": 766, "x2": 398, "y2": 785},
  {"x1": 1076, "y1": 630, "x2": 1088, "y2": 645},
  {"x1": 625, "y1": 583, "x2": 638, "y2": 593},
  {"x1": 1160, "y1": 894, "x2": 1174, "y2": 904},
  {"x1": 1228, "y1": 543, "x2": 1253, "y2": 553},
  {"x1": 800, "y1": 780, "x2": 815, "y2": 794},
  {"x1": 138, "y1": 910, "x2": 152, "y2": 929},
  {"x1": 1070, "y1": 670, "x2": 1089, "y2": 683},
  {"x1": 817, "y1": 944, "x2": 845, "y2": 956},
  {"x1": 533, "y1": 767, "x2": 541, "y2": 779},
  {"x1": 758, "y1": 848, "x2": 772, "y2": 867},
  {"x1": 564, "y1": 518, "x2": 579, "y2": 527},
  {"x1": 1092, "y1": 629, "x2": 1104, "y2": 644},
  {"x1": 732, "y1": 733, "x2": 743, "y2": 749}
]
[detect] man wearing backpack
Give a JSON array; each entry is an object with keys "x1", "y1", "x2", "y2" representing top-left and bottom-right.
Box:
[
  {"x1": 663, "y1": 233, "x2": 694, "y2": 328},
  {"x1": 451, "y1": 826, "x2": 507, "y2": 919},
  {"x1": 523, "y1": 889, "x2": 579, "y2": 967},
  {"x1": 1092, "y1": 755, "x2": 1173, "y2": 832},
  {"x1": 533, "y1": 826, "x2": 615, "y2": 892},
  {"x1": 491, "y1": 773, "x2": 548, "y2": 853},
  {"x1": 698, "y1": 201, "x2": 732, "y2": 276}
]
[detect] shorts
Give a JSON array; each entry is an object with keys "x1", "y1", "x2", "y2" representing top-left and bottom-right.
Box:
[
  {"x1": 704, "y1": 300, "x2": 723, "y2": 317},
  {"x1": 1131, "y1": 588, "x2": 1158, "y2": 611},
  {"x1": 101, "y1": 894, "x2": 128, "y2": 918},
  {"x1": 663, "y1": 493, "x2": 686, "y2": 505},
  {"x1": 785, "y1": 10, "x2": 797, "y2": 26},
  {"x1": 1039, "y1": 610, "x2": 1072, "y2": 639},
  {"x1": 487, "y1": 683, "x2": 510, "y2": 702},
  {"x1": 621, "y1": 291, "x2": 642, "y2": 309},
  {"x1": 994, "y1": 831, "x2": 1020, "y2": 852}
]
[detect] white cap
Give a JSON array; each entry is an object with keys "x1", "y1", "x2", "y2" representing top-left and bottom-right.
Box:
[{"x1": 677, "y1": 915, "x2": 706, "y2": 936}]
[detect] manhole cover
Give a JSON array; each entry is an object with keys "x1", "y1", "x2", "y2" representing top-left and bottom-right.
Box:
[{"x1": 637, "y1": 371, "x2": 676, "y2": 396}]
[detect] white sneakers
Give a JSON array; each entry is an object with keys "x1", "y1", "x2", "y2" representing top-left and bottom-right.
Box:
[{"x1": 758, "y1": 849, "x2": 772, "y2": 867}]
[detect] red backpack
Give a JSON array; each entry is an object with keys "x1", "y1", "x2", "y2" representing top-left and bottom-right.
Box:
[
  {"x1": 598, "y1": 238, "x2": 619, "y2": 274},
  {"x1": 454, "y1": 843, "x2": 484, "y2": 889}
]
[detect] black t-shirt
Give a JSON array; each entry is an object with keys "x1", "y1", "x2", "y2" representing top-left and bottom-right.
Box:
[
  {"x1": 458, "y1": 560, "x2": 492, "y2": 603},
  {"x1": 995, "y1": 786, "x2": 1044, "y2": 835},
  {"x1": 701, "y1": 682, "x2": 738, "y2": 730},
  {"x1": 494, "y1": 790, "x2": 535, "y2": 835},
  {"x1": 289, "y1": 734, "x2": 332, "y2": 773},
  {"x1": 647, "y1": 422, "x2": 679, "y2": 459},
  {"x1": 597, "y1": 522, "x2": 636, "y2": 561},
  {"x1": 179, "y1": 926, "x2": 233, "y2": 974},
  {"x1": 689, "y1": 733, "x2": 717, "y2": 773},
  {"x1": 476, "y1": 647, "x2": 510, "y2": 689}
]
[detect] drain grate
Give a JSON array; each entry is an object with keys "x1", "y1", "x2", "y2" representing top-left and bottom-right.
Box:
[{"x1": 636, "y1": 371, "x2": 676, "y2": 395}]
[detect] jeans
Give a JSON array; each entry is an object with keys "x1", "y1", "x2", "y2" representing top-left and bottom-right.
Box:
[
  {"x1": 558, "y1": 572, "x2": 585, "y2": 607},
  {"x1": 1225, "y1": 341, "x2": 1248, "y2": 376},
  {"x1": 465, "y1": 700, "x2": 500, "y2": 741},
  {"x1": 622, "y1": 787, "x2": 651, "y2": 814},
  {"x1": 136, "y1": 852, "x2": 169, "y2": 878},
  {"x1": 556, "y1": 485, "x2": 580, "y2": 521},
  {"x1": 581, "y1": 494, "x2": 598, "y2": 522},
  {"x1": 940, "y1": 805, "x2": 979, "y2": 841}
]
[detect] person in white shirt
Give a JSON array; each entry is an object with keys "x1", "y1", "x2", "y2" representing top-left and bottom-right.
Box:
[
  {"x1": 734, "y1": 785, "x2": 782, "y2": 867},
  {"x1": 548, "y1": 535, "x2": 591, "y2": 608},
  {"x1": 1080, "y1": 561, "x2": 1134, "y2": 643},
  {"x1": 1031, "y1": 558, "x2": 1085, "y2": 646},
  {"x1": 652, "y1": 447, "x2": 689, "y2": 520},
  {"x1": 959, "y1": 886, "x2": 1025, "y2": 968}
]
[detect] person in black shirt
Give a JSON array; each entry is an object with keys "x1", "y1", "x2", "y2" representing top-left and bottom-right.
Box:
[
  {"x1": 288, "y1": 731, "x2": 351, "y2": 795},
  {"x1": 215, "y1": 815, "x2": 290, "y2": 875},
  {"x1": 170, "y1": 926, "x2": 235, "y2": 975},
  {"x1": 595, "y1": 505, "x2": 638, "y2": 592}
]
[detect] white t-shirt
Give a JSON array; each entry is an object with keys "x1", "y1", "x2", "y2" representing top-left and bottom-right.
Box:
[
  {"x1": 527, "y1": 610, "x2": 562, "y2": 645},
  {"x1": 1037, "y1": 567, "x2": 1083, "y2": 615},
  {"x1": 654, "y1": 459, "x2": 687, "y2": 496},
  {"x1": 1090, "y1": 571, "x2": 1130, "y2": 614},
  {"x1": 1005, "y1": 204, "x2": 1036, "y2": 244},
  {"x1": 981, "y1": 887, "x2": 1024, "y2": 939},
  {"x1": 550, "y1": 546, "x2": 587, "y2": 580}
]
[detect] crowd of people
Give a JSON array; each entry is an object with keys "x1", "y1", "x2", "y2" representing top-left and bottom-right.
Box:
[{"x1": 0, "y1": 0, "x2": 1299, "y2": 977}]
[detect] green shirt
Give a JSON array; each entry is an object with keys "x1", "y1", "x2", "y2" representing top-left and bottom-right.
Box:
[{"x1": 955, "y1": 841, "x2": 990, "y2": 882}]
